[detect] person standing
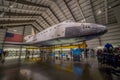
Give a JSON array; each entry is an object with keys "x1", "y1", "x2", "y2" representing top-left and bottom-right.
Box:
[{"x1": 1, "y1": 51, "x2": 6, "y2": 64}]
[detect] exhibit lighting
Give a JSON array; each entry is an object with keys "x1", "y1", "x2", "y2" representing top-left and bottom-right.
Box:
[
  {"x1": 97, "y1": 46, "x2": 104, "y2": 49},
  {"x1": 9, "y1": 3, "x2": 15, "y2": 8},
  {"x1": 9, "y1": 0, "x2": 17, "y2": 8},
  {"x1": 81, "y1": 19, "x2": 85, "y2": 22},
  {"x1": 97, "y1": 10, "x2": 102, "y2": 15},
  {"x1": 55, "y1": 48, "x2": 70, "y2": 51},
  {"x1": 108, "y1": 6, "x2": 111, "y2": 9},
  {"x1": 10, "y1": 5, "x2": 14, "y2": 8},
  {"x1": 13, "y1": 30, "x2": 17, "y2": 32}
]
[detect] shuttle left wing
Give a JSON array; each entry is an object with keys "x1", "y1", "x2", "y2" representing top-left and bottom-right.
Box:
[{"x1": 0, "y1": 41, "x2": 33, "y2": 46}]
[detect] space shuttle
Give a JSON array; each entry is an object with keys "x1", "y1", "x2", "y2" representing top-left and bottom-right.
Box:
[{"x1": 1, "y1": 20, "x2": 107, "y2": 46}]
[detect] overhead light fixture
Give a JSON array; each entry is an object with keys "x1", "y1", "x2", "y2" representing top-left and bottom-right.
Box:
[
  {"x1": 97, "y1": 46, "x2": 104, "y2": 49},
  {"x1": 97, "y1": 10, "x2": 102, "y2": 15},
  {"x1": 81, "y1": 19, "x2": 85, "y2": 23},
  {"x1": 9, "y1": 5, "x2": 14, "y2": 8},
  {"x1": 9, "y1": 0, "x2": 17, "y2": 8},
  {"x1": 108, "y1": 6, "x2": 111, "y2": 9},
  {"x1": 13, "y1": 30, "x2": 17, "y2": 32}
]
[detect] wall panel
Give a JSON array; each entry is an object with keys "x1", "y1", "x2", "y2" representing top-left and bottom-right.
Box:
[{"x1": 87, "y1": 23, "x2": 120, "y2": 48}]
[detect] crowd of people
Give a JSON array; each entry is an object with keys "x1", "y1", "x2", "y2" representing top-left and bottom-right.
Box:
[
  {"x1": 0, "y1": 43, "x2": 119, "y2": 66},
  {"x1": 97, "y1": 43, "x2": 120, "y2": 68}
]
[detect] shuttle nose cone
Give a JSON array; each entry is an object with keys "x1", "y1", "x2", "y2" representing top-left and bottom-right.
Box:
[
  {"x1": 103, "y1": 28, "x2": 107, "y2": 33},
  {"x1": 99, "y1": 25, "x2": 107, "y2": 33},
  {"x1": 95, "y1": 25, "x2": 107, "y2": 35}
]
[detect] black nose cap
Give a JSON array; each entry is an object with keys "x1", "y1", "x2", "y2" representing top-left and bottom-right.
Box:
[
  {"x1": 103, "y1": 29, "x2": 107, "y2": 33},
  {"x1": 97, "y1": 28, "x2": 107, "y2": 35}
]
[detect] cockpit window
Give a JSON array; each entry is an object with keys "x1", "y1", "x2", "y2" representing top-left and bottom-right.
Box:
[
  {"x1": 83, "y1": 25, "x2": 90, "y2": 29},
  {"x1": 86, "y1": 26, "x2": 90, "y2": 28}
]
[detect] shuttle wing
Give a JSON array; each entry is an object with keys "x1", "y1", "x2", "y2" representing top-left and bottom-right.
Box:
[
  {"x1": 0, "y1": 41, "x2": 52, "y2": 47},
  {"x1": 0, "y1": 41, "x2": 33, "y2": 46}
]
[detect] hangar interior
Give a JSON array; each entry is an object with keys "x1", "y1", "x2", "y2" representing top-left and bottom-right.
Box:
[
  {"x1": 0, "y1": 0, "x2": 120, "y2": 58},
  {"x1": 0, "y1": 0, "x2": 120, "y2": 80},
  {"x1": 0, "y1": 0, "x2": 120, "y2": 47}
]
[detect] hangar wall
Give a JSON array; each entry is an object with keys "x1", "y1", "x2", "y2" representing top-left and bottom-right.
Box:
[
  {"x1": 0, "y1": 29, "x2": 6, "y2": 48},
  {"x1": 87, "y1": 5, "x2": 120, "y2": 48},
  {"x1": 0, "y1": 25, "x2": 32, "y2": 48},
  {"x1": 87, "y1": 23, "x2": 120, "y2": 48},
  {"x1": 101, "y1": 23, "x2": 120, "y2": 46},
  {"x1": 114, "y1": 5, "x2": 120, "y2": 24}
]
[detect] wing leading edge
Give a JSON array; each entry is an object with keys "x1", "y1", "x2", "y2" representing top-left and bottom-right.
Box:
[{"x1": 0, "y1": 41, "x2": 32, "y2": 46}]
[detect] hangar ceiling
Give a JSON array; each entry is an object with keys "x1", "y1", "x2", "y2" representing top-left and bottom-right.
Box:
[
  {"x1": 0, "y1": 0, "x2": 119, "y2": 31},
  {"x1": 0, "y1": 0, "x2": 120, "y2": 48}
]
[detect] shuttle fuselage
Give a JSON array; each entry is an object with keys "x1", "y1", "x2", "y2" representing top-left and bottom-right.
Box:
[{"x1": 25, "y1": 21, "x2": 107, "y2": 46}]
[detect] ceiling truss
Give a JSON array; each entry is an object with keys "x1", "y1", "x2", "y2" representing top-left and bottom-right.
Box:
[{"x1": 0, "y1": 0, "x2": 119, "y2": 32}]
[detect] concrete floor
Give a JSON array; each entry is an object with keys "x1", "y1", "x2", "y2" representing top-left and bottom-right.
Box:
[{"x1": 0, "y1": 58, "x2": 120, "y2": 80}]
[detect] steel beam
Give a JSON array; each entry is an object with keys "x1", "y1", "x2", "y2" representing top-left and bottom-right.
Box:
[
  {"x1": 19, "y1": 26, "x2": 25, "y2": 62},
  {"x1": 40, "y1": 15, "x2": 51, "y2": 26},
  {"x1": 0, "y1": 11, "x2": 41, "y2": 16},
  {"x1": 104, "y1": 0, "x2": 108, "y2": 24},
  {"x1": 1, "y1": 28, "x2": 8, "y2": 49},
  {"x1": 0, "y1": 23, "x2": 40, "y2": 32},
  {"x1": 0, "y1": 22, "x2": 36, "y2": 30},
  {"x1": 6, "y1": 0, "x2": 49, "y2": 8},
  {"x1": 0, "y1": 23, "x2": 32, "y2": 27},
  {"x1": 1, "y1": 28, "x2": 8, "y2": 63},
  {"x1": 76, "y1": 0, "x2": 86, "y2": 22},
  {"x1": 52, "y1": 1, "x2": 67, "y2": 20},
  {"x1": 31, "y1": 24, "x2": 40, "y2": 32},
  {"x1": 0, "y1": 20, "x2": 35, "y2": 24},
  {"x1": 88, "y1": 0, "x2": 102, "y2": 46},
  {"x1": 48, "y1": 8, "x2": 61, "y2": 22},
  {"x1": 98, "y1": 37, "x2": 102, "y2": 46},
  {"x1": 35, "y1": 21, "x2": 45, "y2": 30},
  {"x1": 63, "y1": 0, "x2": 76, "y2": 21},
  {"x1": 6, "y1": 0, "x2": 61, "y2": 22},
  {"x1": 89, "y1": 0, "x2": 97, "y2": 23}
]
